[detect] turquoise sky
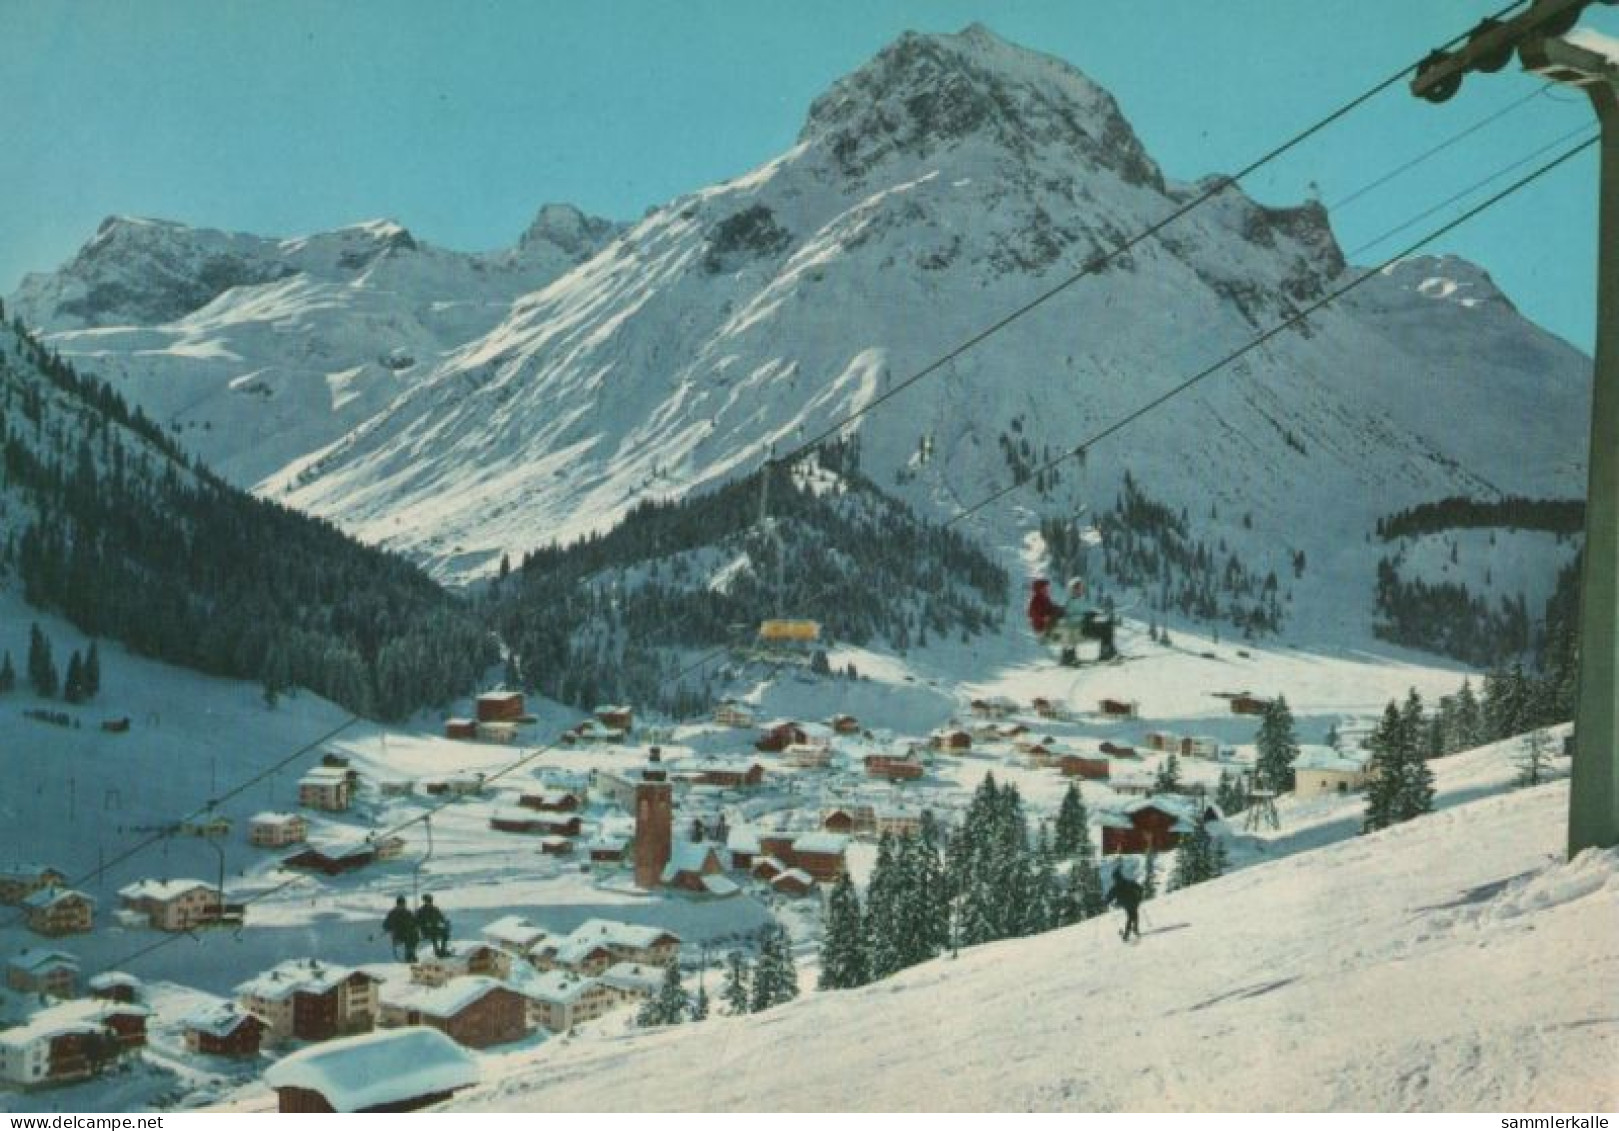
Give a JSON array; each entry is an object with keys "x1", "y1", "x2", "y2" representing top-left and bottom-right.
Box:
[{"x1": 2, "y1": 0, "x2": 1612, "y2": 349}]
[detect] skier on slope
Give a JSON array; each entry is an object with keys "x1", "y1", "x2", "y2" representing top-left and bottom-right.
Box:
[
  {"x1": 383, "y1": 895, "x2": 420, "y2": 962},
  {"x1": 1105, "y1": 860, "x2": 1144, "y2": 942},
  {"x1": 415, "y1": 893, "x2": 452, "y2": 958}
]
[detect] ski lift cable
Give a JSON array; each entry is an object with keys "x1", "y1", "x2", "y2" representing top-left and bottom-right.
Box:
[
  {"x1": 1327, "y1": 82, "x2": 1555, "y2": 213},
  {"x1": 944, "y1": 135, "x2": 1597, "y2": 531},
  {"x1": 1347, "y1": 119, "x2": 1598, "y2": 258},
  {"x1": 771, "y1": 0, "x2": 1530, "y2": 471},
  {"x1": 0, "y1": 714, "x2": 361, "y2": 934}
]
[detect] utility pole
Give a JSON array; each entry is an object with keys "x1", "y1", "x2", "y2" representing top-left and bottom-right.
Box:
[{"x1": 1413, "y1": 0, "x2": 1619, "y2": 856}]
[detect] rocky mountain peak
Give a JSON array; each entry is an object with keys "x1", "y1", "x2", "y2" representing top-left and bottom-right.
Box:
[
  {"x1": 518, "y1": 203, "x2": 620, "y2": 260},
  {"x1": 798, "y1": 24, "x2": 1161, "y2": 190}
]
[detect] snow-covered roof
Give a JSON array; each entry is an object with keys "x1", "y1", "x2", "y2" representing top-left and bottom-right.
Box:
[
  {"x1": 7, "y1": 949, "x2": 79, "y2": 974},
  {"x1": 597, "y1": 962, "x2": 663, "y2": 995},
  {"x1": 21, "y1": 886, "x2": 93, "y2": 910},
  {"x1": 661, "y1": 841, "x2": 721, "y2": 881},
  {"x1": 382, "y1": 975, "x2": 508, "y2": 1019},
  {"x1": 587, "y1": 833, "x2": 631, "y2": 853},
  {"x1": 481, "y1": 915, "x2": 548, "y2": 950},
  {"x1": 0, "y1": 1009, "x2": 104, "y2": 1049},
  {"x1": 87, "y1": 971, "x2": 140, "y2": 990},
  {"x1": 300, "y1": 765, "x2": 350, "y2": 783},
  {"x1": 183, "y1": 1000, "x2": 261, "y2": 1038},
  {"x1": 772, "y1": 868, "x2": 814, "y2": 888},
  {"x1": 236, "y1": 959, "x2": 373, "y2": 1001},
  {"x1": 1293, "y1": 745, "x2": 1368, "y2": 774},
  {"x1": 118, "y1": 878, "x2": 212, "y2": 901},
  {"x1": 701, "y1": 874, "x2": 741, "y2": 897},
  {"x1": 263, "y1": 1027, "x2": 479, "y2": 1112},
  {"x1": 521, "y1": 970, "x2": 603, "y2": 1005},
  {"x1": 250, "y1": 811, "x2": 305, "y2": 826},
  {"x1": 792, "y1": 832, "x2": 849, "y2": 855},
  {"x1": 568, "y1": 918, "x2": 679, "y2": 950}
]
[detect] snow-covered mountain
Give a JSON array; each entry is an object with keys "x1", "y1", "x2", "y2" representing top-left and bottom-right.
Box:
[
  {"x1": 11, "y1": 26, "x2": 1590, "y2": 622},
  {"x1": 10, "y1": 205, "x2": 619, "y2": 486}
]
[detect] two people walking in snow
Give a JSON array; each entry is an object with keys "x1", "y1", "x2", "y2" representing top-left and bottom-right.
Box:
[
  {"x1": 1105, "y1": 863, "x2": 1144, "y2": 942},
  {"x1": 383, "y1": 893, "x2": 452, "y2": 961}
]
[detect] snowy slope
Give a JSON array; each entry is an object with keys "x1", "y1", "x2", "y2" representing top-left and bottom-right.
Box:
[
  {"x1": 440, "y1": 776, "x2": 1615, "y2": 1112},
  {"x1": 256, "y1": 24, "x2": 1588, "y2": 594},
  {"x1": 10, "y1": 206, "x2": 619, "y2": 487}
]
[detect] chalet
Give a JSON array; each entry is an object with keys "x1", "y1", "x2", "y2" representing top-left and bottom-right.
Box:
[
  {"x1": 444, "y1": 718, "x2": 477, "y2": 740},
  {"x1": 183, "y1": 1002, "x2": 266, "y2": 1058},
  {"x1": 447, "y1": 772, "x2": 486, "y2": 796},
  {"x1": 564, "y1": 919, "x2": 681, "y2": 967},
  {"x1": 489, "y1": 809, "x2": 579, "y2": 836},
  {"x1": 929, "y1": 728, "x2": 973, "y2": 753},
  {"x1": 87, "y1": 972, "x2": 141, "y2": 1004},
  {"x1": 1099, "y1": 798, "x2": 1221, "y2": 856},
  {"x1": 1293, "y1": 745, "x2": 1372, "y2": 795},
  {"x1": 117, "y1": 879, "x2": 221, "y2": 931},
  {"x1": 865, "y1": 753, "x2": 925, "y2": 782},
  {"x1": 476, "y1": 720, "x2": 519, "y2": 744},
  {"x1": 541, "y1": 937, "x2": 616, "y2": 976},
  {"x1": 539, "y1": 835, "x2": 573, "y2": 856},
  {"x1": 566, "y1": 719, "x2": 627, "y2": 745},
  {"x1": 1019, "y1": 739, "x2": 1066, "y2": 768},
  {"x1": 1098, "y1": 698, "x2": 1139, "y2": 719},
  {"x1": 1099, "y1": 741, "x2": 1139, "y2": 758},
  {"x1": 713, "y1": 701, "x2": 756, "y2": 729},
  {"x1": 0, "y1": 1000, "x2": 144, "y2": 1087},
  {"x1": 771, "y1": 869, "x2": 816, "y2": 897},
  {"x1": 970, "y1": 696, "x2": 1019, "y2": 719},
  {"x1": 298, "y1": 765, "x2": 353, "y2": 812},
  {"x1": 587, "y1": 833, "x2": 630, "y2": 865},
  {"x1": 790, "y1": 832, "x2": 850, "y2": 882},
  {"x1": 411, "y1": 942, "x2": 512, "y2": 986},
  {"x1": 521, "y1": 971, "x2": 618, "y2": 1033},
  {"x1": 830, "y1": 713, "x2": 861, "y2": 735},
  {"x1": 873, "y1": 809, "x2": 923, "y2": 839},
  {"x1": 1058, "y1": 754, "x2": 1111, "y2": 782},
  {"x1": 594, "y1": 704, "x2": 634, "y2": 732},
  {"x1": 783, "y1": 743, "x2": 834, "y2": 769},
  {"x1": 21, "y1": 887, "x2": 94, "y2": 937},
  {"x1": 475, "y1": 691, "x2": 526, "y2": 723},
  {"x1": 249, "y1": 812, "x2": 308, "y2": 848},
  {"x1": 236, "y1": 959, "x2": 380, "y2": 1044},
  {"x1": 380, "y1": 976, "x2": 529, "y2": 1049},
  {"x1": 1144, "y1": 731, "x2": 1179, "y2": 753},
  {"x1": 751, "y1": 856, "x2": 786, "y2": 883},
  {"x1": 679, "y1": 757, "x2": 766, "y2": 789},
  {"x1": 480, "y1": 915, "x2": 549, "y2": 962},
  {"x1": 757, "y1": 720, "x2": 809, "y2": 753},
  {"x1": 661, "y1": 841, "x2": 727, "y2": 893},
  {"x1": 598, "y1": 962, "x2": 663, "y2": 1001},
  {"x1": 6, "y1": 950, "x2": 79, "y2": 998},
  {"x1": 264, "y1": 1027, "x2": 479, "y2": 1114},
  {"x1": 519, "y1": 788, "x2": 584, "y2": 812},
  {"x1": 1111, "y1": 775, "x2": 1156, "y2": 797},
  {"x1": 1229, "y1": 694, "x2": 1273, "y2": 717},
  {"x1": 821, "y1": 806, "x2": 875, "y2": 836},
  {"x1": 283, "y1": 841, "x2": 376, "y2": 876},
  {"x1": 1031, "y1": 697, "x2": 1067, "y2": 720},
  {"x1": 726, "y1": 826, "x2": 762, "y2": 870},
  {"x1": 0, "y1": 864, "x2": 67, "y2": 905},
  {"x1": 758, "y1": 833, "x2": 797, "y2": 862},
  {"x1": 1180, "y1": 735, "x2": 1221, "y2": 759}
]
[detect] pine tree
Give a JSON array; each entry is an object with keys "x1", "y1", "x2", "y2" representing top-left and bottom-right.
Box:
[
  {"x1": 1362, "y1": 701, "x2": 1405, "y2": 833},
  {"x1": 1452, "y1": 678, "x2": 1483, "y2": 750},
  {"x1": 1141, "y1": 850, "x2": 1159, "y2": 900},
  {"x1": 0, "y1": 651, "x2": 15, "y2": 694},
  {"x1": 864, "y1": 834, "x2": 905, "y2": 978},
  {"x1": 690, "y1": 982, "x2": 710, "y2": 1022},
  {"x1": 819, "y1": 873, "x2": 870, "y2": 990},
  {"x1": 1153, "y1": 753, "x2": 1183, "y2": 795},
  {"x1": 1053, "y1": 783, "x2": 1089, "y2": 856},
  {"x1": 27, "y1": 623, "x2": 57, "y2": 699},
  {"x1": 83, "y1": 641, "x2": 100, "y2": 698},
  {"x1": 1255, "y1": 695, "x2": 1299, "y2": 794},
  {"x1": 63, "y1": 650, "x2": 86, "y2": 704},
  {"x1": 1516, "y1": 729, "x2": 1552, "y2": 787},
  {"x1": 750, "y1": 922, "x2": 798, "y2": 1012},
  {"x1": 721, "y1": 950, "x2": 751, "y2": 1015},
  {"x1": 637, "y1": 961, "x2": 691, "y2": 1027},
  {"x1": 1169, "y1": 817, "x2": 1225, "y2": 892}
]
